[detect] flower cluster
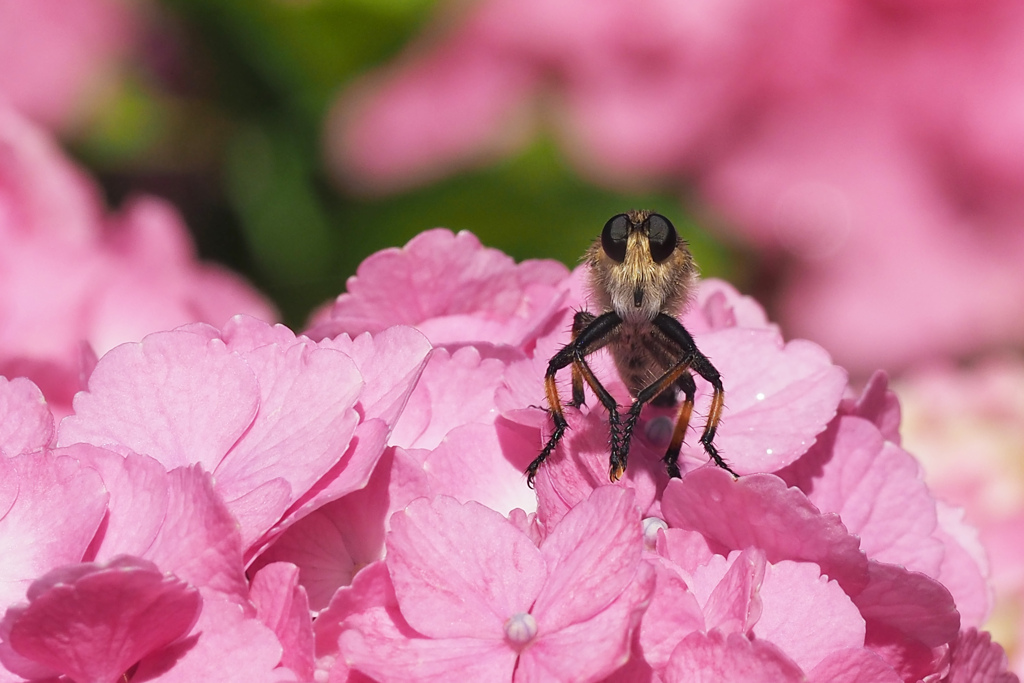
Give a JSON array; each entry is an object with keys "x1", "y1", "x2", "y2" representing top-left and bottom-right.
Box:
[
  {"x1": 0, "y1": 104, "x2": 275, "y2": 417},
  {"x1": 0, "y1": 228, "x2": 1016, "y2": 681},
  {"x1": 329, "y1": 0, "x2": 1024, "y2": 374}
]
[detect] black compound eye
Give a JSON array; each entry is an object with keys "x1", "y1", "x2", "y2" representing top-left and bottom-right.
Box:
[
  {"x1": 601, "y1": 213, "x2": 631, "y2": 263},
  {"x1": 646, "y1": 213, "x2": 678, "y2": 263}
]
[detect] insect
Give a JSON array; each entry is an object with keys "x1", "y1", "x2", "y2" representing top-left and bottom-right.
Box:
[{"x1": 526, "y1": 210, "x2": 737, "y2": 487}]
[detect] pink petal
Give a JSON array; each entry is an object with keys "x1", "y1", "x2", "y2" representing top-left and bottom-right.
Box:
[
  {"x1": 309, "y1": 228, "x2": 567, "y2": 347},
  {"x1": 852, "y1": 561, "x2": 959, "y2": 649},
  {"x1": 933, "y1": 502, "x2": 992, "y2": 629},
  {"x1": 62, "y1": 446, "x2": 169, "y2": 560},
  {"x1": 684, "y1": 279, "x2": 776, "y2": 334},
  {"x1": 387, "y1": 495, "x2": 546, "y2": 639},
  {"x1": 519, "y1": 560, "x2": 655, "y2": 683},
  {"x1": 57, "y1": 327, "x2": 260, "y2": 471},
  {"x1": 807, "y1": 648, "x2": 902, "y2": 683},
  {"x1": 697, "y1": 548, "x2": 766, "y2": 635},
  {"x1": 317, "y1": 325, "x2": 433, "y2": 427},
  {"x1": 0, "y1": 557, "x2": 200, "y2": 683},
  {"x1": 663, "y1": 631, "x2": 805, "y2": 683},
  {"x1": 416, "y1": 422, "x2": 538, "y2": 516},
  {"x1": 214, "y1": 342, "x2": 362, "y2": 540},
  {"x1": 946, "y1": 628, "x2": 1019, "y2": 683},
  {"x1": 250, "y1": 562, "x2": 315, "y2": 682},
  {"x1": 253, "y1": 447, "x2": 395, "y2": 613},
  {"x1": 314, "y1": 561, "x2": 393, "y2": 661},
  {"x1": 639, "y1": 560, "x2": 705, "y2": 668},
  {"x1": 783, "y1": 416, "x2": 944, "y2": 576},
  {"x1": 686, "y1": 328, "x2": 846, "y2": 473},
  {"x1": 341, "y1": 627, "x2": 516, "y2": 683},
  {"x1": 144, "y1": 465, "x2": 249, "y2": 606},
  {"x1": 0, "y1": 451, "x2": 108, "y2": 611},
  {"x1": 662, "y1": 469, "x2": 869, "y2": 594},
  {"x1": 752, "y1": 560, "x2": 865, "y2": 672},
  {"x1": 0, "y1": 377, "x2": 53, "y2": 457},
  {"x1": 837, "y1": 370, "x2": 901, "y2": 444},
  {"x1": 533, "y1": 486, "x2": 643, "y2": 633},
  {"x1": 329, "y1": 564, "x2": 517, "y2": 683},
  {"x1": 389, "y1": 345, "x2": 509, "y2": 451},
  {"x1": 133, "y1": 596, "x2": 288, "y2": 683}
]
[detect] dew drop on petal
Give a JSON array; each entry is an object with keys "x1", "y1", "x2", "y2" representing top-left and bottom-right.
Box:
[
  {"x1": 766, "y1": 448, "x2": 773, "y2": 455},
  {"x1": 645, "y1": 416, "x2": 674, "y2": 446},
  {"x1": 756, "y1": 392, "x2": 766, "y2": 401},
  {"x1": 642, "y1": 517, "x2": 668, "y2": 551},
  {"x1": 504, "y1": 612, "x2": 538, "y2": 648}
]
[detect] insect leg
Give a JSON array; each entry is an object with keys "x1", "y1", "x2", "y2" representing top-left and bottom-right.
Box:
[
  {"x1": 651, "y1": 314, "x2": 737, "y2": 477},
  {"x1": 569, "y1": 310, "x2": 596, "y2": 407},
  {"x1": 664, "y1": 372, "x2": 696, "y2": 478},
  {"x1": 618, "y1": 353, "x2": 696, "y2": 479},
  {"x1": 527, "y1": 312, "x2": 622, "y2": 487}
]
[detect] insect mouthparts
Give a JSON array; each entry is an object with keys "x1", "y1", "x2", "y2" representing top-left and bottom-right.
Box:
[{"x1": 633, "y1": 287, "x2": 644, "y2": 308}]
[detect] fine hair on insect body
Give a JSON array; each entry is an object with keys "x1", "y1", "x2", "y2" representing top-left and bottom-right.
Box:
[{"x1": 526, "y1": 210, "x2": 737, "y2": 487}]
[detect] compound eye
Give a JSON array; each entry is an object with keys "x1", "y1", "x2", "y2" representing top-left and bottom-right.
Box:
[
  {"x1": 647, "y1": 213, "x2": 678, "y2": 263},
  {"x1": 601, "y1": 214, "x2": 631, "y2": 262}
]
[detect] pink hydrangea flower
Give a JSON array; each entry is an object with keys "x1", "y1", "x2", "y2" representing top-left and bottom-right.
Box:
[
  {"x1": 0, "y1": 104, "x2": 275, "y2": 416},
  {"x1": 0, "y1": 0, "x2": 136, "y2": 129},
  {"x1": 328, "y1": 0, "x2": 1024, "y2": 374},
  {"x1": 1, "y1": 228, "x2": 1017, "y2": 681}
]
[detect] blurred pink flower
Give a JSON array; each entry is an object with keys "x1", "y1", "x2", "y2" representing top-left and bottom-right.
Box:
[
  {"x1": 1, "y1": 229, "x2": 1018, "y2": 680},
  {"x1": 0, "y1": 104, "x2": 275, "y2": 415},
  {"x1": 0, "y1": 0, "x2": 136, "y2": 129},
  {"x1": 897, "y1": 357, "x2": 1024, "y2": 677},
  {"x1": 330, "y1": 0, "x2": 1024, "y2": 373}
]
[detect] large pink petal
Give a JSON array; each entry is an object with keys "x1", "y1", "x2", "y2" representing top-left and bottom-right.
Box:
[
  {"x1": 662, "y1": 469, "x2": 869, "y2": 594},
  {"x1": 783, "y1": 415, "x2": 944, "y2": 576},
  {"x1": 807, "y1": 648, "x2": 902, "y2": 683},
  {"x1": 57, "y1": 327, "x2": 260, "y2": 471},
  {"x1": 945, "y1": 628, "x2": 1018, "y2": 683},
  {"x1": 0, "y1": 451, "x2": 108, "y2": 611},
  {"x1": 519, "y1": 560, "x2": 654, "y2": 683},
  {"x1": 250, "y1": 562, "x2": 315, "y2": 682},
  {"x1": 532, "y1": 486, "x2": 643, "y2": 633},
  {"x1": 389, "y1": 346, "x2": 509, "y2": 451},
  {"x1": 63, "y1": 446, "x2": 169, "y2": 560},
  {"x1": 144, "y1": 465, "x2": 249, "y2": 606},
  {"x1": 310, "y1": 228, "x2": 566, "y2": 343},
  {"x1": 853, "y1": 561, "x2": 959, "y2": 649},
  {"x1": 133, "y1": 596, "x2": 288, "y2": 683},
  {"x1": 0, "y1": 377, "x2": 53, "y2": 457},
  {"x1": 933, "y1": 502, "x2": 991, "y2": 629},
  {"x1": 317, "y1": 325, "x2": 433, "y2": 427},
  {"x1": 0, "y1": 557, "x2": 200, "y2": 683},
  {"x1": 752, "y1": 560, "x2": 865, "y2": 672},
  {"x1": 341, "y1": 626, "x2": 516, "y2": 683},
  {"x1": 216, "y1": 342, "x2": 362, "y2": 505},
  {"x1": 638, "y1": 560, "x2": 705, "y2": 669},
  {"x1": 663, "y1": 630, "x2": 805, "y2": 683},
  {"x1": 387, "y1": 496, "x2": 546, "y2": 639},
  {"x1": 417, "y1": 422, "x2": 538, "y2": 516},
  {"x1": 697, "y1": 548, "x2": 765, "y2": 635},
  {"x1": 686, "y1": 328, "x2": 846, "y2": 473}
]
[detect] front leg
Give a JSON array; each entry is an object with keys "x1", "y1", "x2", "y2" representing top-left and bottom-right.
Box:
[
  {"x1": 652, "y1": 314, "x2": 737, "y2": 477},
  {"x1": 527, "y1": 312, "x2": 622, "y2": 487}
]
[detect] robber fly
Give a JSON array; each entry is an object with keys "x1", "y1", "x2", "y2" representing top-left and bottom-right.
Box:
[{"x1": 526, "y1": 210, "x2": 737, "y2": 487}]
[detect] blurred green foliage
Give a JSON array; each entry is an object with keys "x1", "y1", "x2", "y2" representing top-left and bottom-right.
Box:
[{"x1": 76, "y1": 0, "x2": 740, "y2": 327}]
